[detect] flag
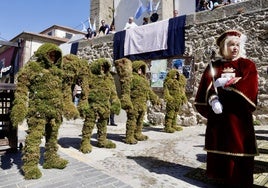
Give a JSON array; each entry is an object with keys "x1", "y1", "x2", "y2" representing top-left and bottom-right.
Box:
[
  {"x1": 81, "y1": 22, "x2": 87, "y2": 32},
  {"x1": 134, "y1": 0, "x2": 147, "y2": 19},
  {"x1": 147, "y1": 0, "x2": 153, "y2": 13},
  {"x1": 92, "y1": 17, "x2": 96, "y2": 32},
  {"x1": 153, "y1": 0, "x2": 161, "y2": 11},
  {"x1": 88, "y1": 17, "x2": 93, "y2": 30}
]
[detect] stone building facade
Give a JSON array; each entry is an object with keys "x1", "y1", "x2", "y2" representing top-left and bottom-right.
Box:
[{"x1": 77, "y1": 0, "x2": 268, "y2": 126}]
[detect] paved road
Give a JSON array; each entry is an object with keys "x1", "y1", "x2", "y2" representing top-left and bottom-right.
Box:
[{"x1": 0, "y1": 110, "x2": 267, "y2": 188}]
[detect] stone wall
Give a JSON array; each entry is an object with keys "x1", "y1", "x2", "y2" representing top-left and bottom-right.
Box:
[{"x1": 77, "y1": 0, "x2": 268, "y2": 125}]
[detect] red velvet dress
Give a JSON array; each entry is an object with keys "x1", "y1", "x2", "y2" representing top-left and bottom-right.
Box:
[{"x1": 194, "y1": 57, "x2": 259, "y2": 187}]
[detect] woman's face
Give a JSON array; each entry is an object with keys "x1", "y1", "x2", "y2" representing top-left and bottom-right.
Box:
[{"x1": 225, "y1": 38, "x2": 240, "y2": 60}]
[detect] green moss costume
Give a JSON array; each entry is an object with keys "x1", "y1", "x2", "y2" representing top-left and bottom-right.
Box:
[
  {"x1": 125, "y1": 60, "x2": 159, "y2": 144},
  {"x1": 79, "y1": 58, "x2": 121, "y2": 153},
  {"x1": 114, "y1": 58, "x2": 133, "y2": 110},
  {"x1": 10, "y1": 43, "x2": 78, "y2": 179},
  {"x1": 163, "y1": 69, "x2": 187, "y2": 133},
  {"x1": 61, "y1": 54, "x2": 90, "y2": 118}
]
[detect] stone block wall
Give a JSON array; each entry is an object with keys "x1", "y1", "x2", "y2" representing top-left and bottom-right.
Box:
[{"x1": 77, "y1": 0, "x2": 268, "y2": 125}]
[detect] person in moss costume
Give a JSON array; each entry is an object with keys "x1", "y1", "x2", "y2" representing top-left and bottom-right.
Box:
[
  {"x1": 114, "y1": 58, "x2": 133, "y2": 111},
  {"x1": 124, "y1": 60, "x2": 160, "y2": 144},
  {"x1": 10, "y1": 43, "x2": 78, "y2": 179},
  {"x1": 79, "y1": 58, "x2": 121, "y2": 153},
  {"x1": 163, "y1": 69, "x2": 187, "y2": 133},
  {"x1": 61, "y1": 54, "x2": 90, "y2": 115}
]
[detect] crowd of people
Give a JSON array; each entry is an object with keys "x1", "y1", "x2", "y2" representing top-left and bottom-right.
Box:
[
  {"x1": 196, "y1": 0, "x2": 245, "y2": 12},
  {"x1": 84, "y1": 0, "x2": 245, "y2": 40},
  {"x1": 85, "y1": 19, "x2": 116, "y2": 40}
]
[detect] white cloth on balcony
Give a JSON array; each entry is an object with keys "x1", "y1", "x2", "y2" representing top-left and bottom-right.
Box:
[{"x1": 124, "y1": 19, "x2": 169, "y2": 56}]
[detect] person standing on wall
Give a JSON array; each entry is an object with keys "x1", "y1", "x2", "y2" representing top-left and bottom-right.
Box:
[
  {"x1": 173, "y1": 10, "x2": 179, "y2": 17},
  {"x1": 194, "y1": 30, "x2": 259, "y2": 187},
  {"x1": 124, "y1": 17, "x2": 138, "y2": 30},
  {"x1": 98, "y1": 19, "x2": 110, "y2": 35},
  {"x1": 85, "y1": 27, "x2": 96, "y2": 39}
]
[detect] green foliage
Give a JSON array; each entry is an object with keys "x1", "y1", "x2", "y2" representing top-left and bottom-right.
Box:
[
  {"x1": 163, "y1": 69, "x2": 187, "y2": 108},
  {"x1": 114, "y1": 58, "x2": 133, "y2": 110},
  {"x1": 10, "y1": 43, "x2": 79, "y2": 179},
  {"x1": 62, "y1": 54, "x2": 90, "y2": 119},
  {"x1": 34, "y1": 43, "x2": 62, "y2": 68}
]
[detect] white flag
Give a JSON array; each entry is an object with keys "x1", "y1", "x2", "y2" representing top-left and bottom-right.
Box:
[{"x1": 153, "y1": 0, "x2": 161, "y2": 11}]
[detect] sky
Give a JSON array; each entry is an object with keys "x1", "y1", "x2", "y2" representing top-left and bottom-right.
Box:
[{"x1": 0, "y1": 0, "x2": 90, "y2": 41}]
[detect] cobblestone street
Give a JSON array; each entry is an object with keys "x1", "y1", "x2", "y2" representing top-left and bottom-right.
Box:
[{"x1": 0, "y1": 110, "x2": 267, "y2": 188}]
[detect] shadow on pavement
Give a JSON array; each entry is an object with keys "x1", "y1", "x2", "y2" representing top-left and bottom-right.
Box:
[
  {"x1": 58, "y1": 132, "x2": 126, "y2": 150},
  {"x1": 127, "y1": 155, "x2": 211, "y2": 187},
  {"x1": 0, "y1": 149, "x2": 23, "y2": 171}
]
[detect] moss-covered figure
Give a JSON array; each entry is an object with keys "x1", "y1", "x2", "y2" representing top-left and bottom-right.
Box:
[
  {"x1": 79, "y1": 58, "x2": 121, "y2": 153},
  {"x1": 125, "y1": 60, "x2": 159, "y2": 144},
  {"x1": 163, "y1": 69, "x2": 187, "y2": 133},
  {"x1": 10, "y1": 43, "x2": 77, "y2": 179},
  {"x1": 114, "y1": 58, "x2": 133, "y2": 111},
  {"x1": 61, "y1": 54, "x2": 90, "y2": 118}
]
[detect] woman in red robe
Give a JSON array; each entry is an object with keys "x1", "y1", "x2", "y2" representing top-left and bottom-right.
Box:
[{"x1": 194, "y1": 30, "x2": 259, "y2": 187}]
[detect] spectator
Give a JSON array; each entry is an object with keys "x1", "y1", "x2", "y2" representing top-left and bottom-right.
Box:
[
  {"x1": 85, "y1": 27, "x2": 96, "y2": 39},
  {"x1": 207, "y1": 0, "x2": 221, "y2": 10},
  {"x1": 222, "y1": 0, "x2": 231, "y2": 4},
  {"x1": 108, "y1": 113, "x2": 117, "y2": 126},
  {"x1": 142, "y1": 17, "x2": 149, "y2": 25},
  {"x1": 124, "y1": 17, "x2": 138, "y2": 30},
  {"x1": 109, "y1": 24, "x2": 116, "y2": 34},
  {"x1": 173, "y1": 10, "x2": 179, "y2": 17},
  {"x1": 223, "y1": 0, "x2": 244, "y2": 4},
  {"x1": 98, "y1": 19, "x2": 110, "y2": 35},
  {"x1": 73, "y1": 78, "x2": 82, "y2": 107},
  {"x1": 197, "y1": 0, "x2": 209, "y2": 11}
]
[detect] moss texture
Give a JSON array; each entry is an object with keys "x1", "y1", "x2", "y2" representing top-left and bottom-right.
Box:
[
  {"x1": 124, "y1": 60, "x2": 160, "y2": 144},
  {"x1": 61, "y1": 54, "x2": 90, "y2": 119},
  {"x1": 114, "y1": 58, "x2": 133, "y2": 110},
  {"x1": 163, "y1": 69, "x2": 187, "y2": 133},
  {"x1": 80, "y1": 58, "x2": 121, "y2": 153},
  {"x1": 10, "y1": 43, "x2": 82, "y2": 179}
]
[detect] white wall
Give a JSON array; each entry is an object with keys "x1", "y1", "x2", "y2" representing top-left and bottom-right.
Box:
[
  {"x1": 54, "y1": 29, "x2": 67, "y2": 38},
  {"x1": 23, "y1": 40, "x2": 43, "y2": 65},
  {"x1": 114, "y1": 0, "x2": 154, "y2": 32},
  {"x1": 174, "y1": 0, "x2": 196, "y2": 16}
]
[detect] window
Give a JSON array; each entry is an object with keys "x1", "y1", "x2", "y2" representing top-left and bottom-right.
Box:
[{"x1": 65, "y1": 33, "x2": 73, "y2": 39}]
